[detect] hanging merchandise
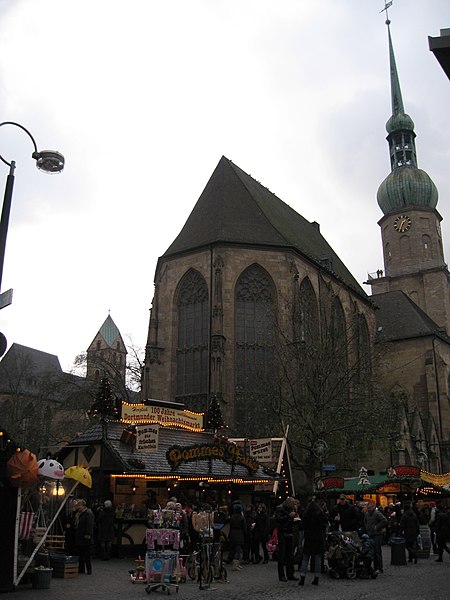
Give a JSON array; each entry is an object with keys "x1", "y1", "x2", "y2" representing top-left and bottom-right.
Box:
[
  {"x1": 64, "y1": 465, "x2": 92, "y2": 489},
  {"x1": 37, "y1": 457, "x2": 65, "y2": 480},
  {"x1": 16, "y1": 465, "x2": 92, "y2": 587},
  {"x1": 18, "y1": 511, "x2": 35, "y2": 540},
  {"x1": 6, "y1": 449, "x2": 38, "y2": 488}
]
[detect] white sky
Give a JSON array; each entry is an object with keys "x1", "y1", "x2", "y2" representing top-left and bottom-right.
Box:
[{"x1": 0, "y1": 0, "x2": 448, "y2": 372}]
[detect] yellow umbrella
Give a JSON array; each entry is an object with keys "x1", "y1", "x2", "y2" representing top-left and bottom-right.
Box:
[{"x1": 64, "y1": 465, "x2": 92, "y2": 489}]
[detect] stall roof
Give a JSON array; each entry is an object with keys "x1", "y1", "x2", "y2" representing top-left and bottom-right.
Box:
[
  {"x1": 318, "y1": 474, "x2": 450, "y2": 496},
  {"x1": 66, "y1": 421, "x2": 277, "y2": 483}
]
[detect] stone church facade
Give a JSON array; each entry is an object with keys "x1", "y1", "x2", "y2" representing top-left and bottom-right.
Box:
[
  {"x1": 142, "y1": 21, "x2": 450, "y2": 474},
  {"x1": 142, "y1": 171, "x2": 375, "y2": 441}
]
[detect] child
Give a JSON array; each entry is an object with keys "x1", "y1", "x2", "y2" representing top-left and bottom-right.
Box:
[{"x1": 359, "y1": 534, "x2": 377, "y2": 578}]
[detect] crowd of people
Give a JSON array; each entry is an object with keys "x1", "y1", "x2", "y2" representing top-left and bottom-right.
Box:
[
  {"x1": 60, "y1": 493, "x2": 450, "y2": 582},
  {"x1": 270, "y1": 495, "x2": 450, "y2": 586}
]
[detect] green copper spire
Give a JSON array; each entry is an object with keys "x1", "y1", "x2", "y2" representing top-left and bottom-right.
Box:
[
  {"x1": 377, "y1": 15, "x2": 438, "y2": 215},
  {"x1": 387, "y1": 21, "x2": 405, "y2": 117},
  {"x1": 384, "y1": 18, "x2": 417, "y2": 168}
]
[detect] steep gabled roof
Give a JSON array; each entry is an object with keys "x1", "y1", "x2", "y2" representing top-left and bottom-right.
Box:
[
  {"x1": 163, "y1": 156, "x2": 366, "y2": 297},
  {"x1": 373, "y1": 290, "x2": 450, "y2": 343},
  {"x1": 0, "y1": 343, "x2": 61, "y2": 377},
  {"x1": 88, "y1": 314, "x2": 124, "y2": 349}
]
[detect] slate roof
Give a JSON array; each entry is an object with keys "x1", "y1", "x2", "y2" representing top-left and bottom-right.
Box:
[
  {"x1": 163, "y1": 156, "x2": 367, "y2": 299},
  {"x1": 318, "y1": 474, "x2": 449, "y2": 495},
  {"x1": 68, "y1": 421, "x2": 276, "y2": 482},
  {"x1": 0, "y1": 343, "x2": 62, "y2": 395},
  {"x1": 88, "y1": 314, "x2": 124, "y2": 349},
  {"x1": 372, "y1": 290, "x2": 450, "y2": 343}
]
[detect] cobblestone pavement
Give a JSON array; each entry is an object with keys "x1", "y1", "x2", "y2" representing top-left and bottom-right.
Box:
[{"x1": 6, "y1": 547, "x2": 450, "y2": 600}]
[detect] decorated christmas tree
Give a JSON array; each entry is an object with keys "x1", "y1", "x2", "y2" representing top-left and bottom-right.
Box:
[
  {"x1": 88, "y1": 377, "x2": 119, "y2": 420},
  {"x1": 207, "y1": 394, "x2": 225, "y2": 432}
]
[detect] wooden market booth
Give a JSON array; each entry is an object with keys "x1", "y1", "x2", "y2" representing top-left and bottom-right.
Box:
[
  {"x1": 316, "y1": 465, "x2": 450, "y2": 507},
  {"x1": 59, "y1": 399, "x2": 283, "y2": 554}
]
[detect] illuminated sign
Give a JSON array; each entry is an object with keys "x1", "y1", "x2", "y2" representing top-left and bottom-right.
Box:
[
  {"x1": 121, "y1": 402, "x2": 204, "y2": 430},
  {"x1": 166, "y1": 443, "x2": 259, "y2": 474}
]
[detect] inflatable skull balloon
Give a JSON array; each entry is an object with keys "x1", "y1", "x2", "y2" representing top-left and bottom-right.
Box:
[{"x1": 37, "y1": 458, "x2": 65, "y2": 480}]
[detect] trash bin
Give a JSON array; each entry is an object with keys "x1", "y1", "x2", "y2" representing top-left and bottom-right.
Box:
[
  {"x1": 390, "y1": 536, "x2": 407, "y2": 565},
  {"x1": 32, "y1": 567, "x2": 53, "y2": 589}
]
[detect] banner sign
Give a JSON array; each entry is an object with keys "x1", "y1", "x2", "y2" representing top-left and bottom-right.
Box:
[
  {"x1": 393, "y1": 465, "x2": 421, "y2": 478},
  {"x1": 166, "y1": 443, "x2": 259, "y2": 474},
  {"x1": 321, "y1": 477, "x2": 345, "y2": 489},
  {"x1": 136, "y1": 424, "x2": 159, "y2": 453},
  {"x1": 121, "y1": 402, "x2": 204, "y2": 430},
  {"x1": 249, "y1": 439, "x2": 272, "y2": 463}
]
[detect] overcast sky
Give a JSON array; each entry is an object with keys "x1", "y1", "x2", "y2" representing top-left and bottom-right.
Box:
[{"x1": 0, "y1": 0, "x2": 448, "y2": 372}]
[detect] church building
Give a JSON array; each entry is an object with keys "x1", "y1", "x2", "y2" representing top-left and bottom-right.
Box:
[
  {"x1": 367, "y1": 18, "x2": 450, "y2": 473},
  {"x1": 142, "y1": 17, "x2": 450, "y2": 475}
]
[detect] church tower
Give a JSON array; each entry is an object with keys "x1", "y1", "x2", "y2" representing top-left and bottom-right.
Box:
[
  {"x1": 86, "y1": 314, "x2": 127, "y2": 385},
  {"x1": 368, "y1": 17, "x2": 450, "y2": 334}
]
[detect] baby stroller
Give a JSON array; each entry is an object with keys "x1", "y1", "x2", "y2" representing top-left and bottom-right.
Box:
[
  {"x1": 327, "y1": 532, "x2": 377, "y2": 580},
  {"x1": 326, "y1": 533, "x2": 361, "y2": 579}
]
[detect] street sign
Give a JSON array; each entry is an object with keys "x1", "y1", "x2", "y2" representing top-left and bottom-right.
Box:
[{"x1": 322, "y1": 464, "x2": 336, "y2": 471}]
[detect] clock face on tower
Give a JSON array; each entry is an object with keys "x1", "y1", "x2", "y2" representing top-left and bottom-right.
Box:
[{"x1": 393, "y1": 215, "x2": 412, "y2": 233}]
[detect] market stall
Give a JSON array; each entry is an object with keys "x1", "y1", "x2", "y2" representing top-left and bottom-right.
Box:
[
  {"x1": 59, "y1": 399, "x2": 280, "y2": 555},
  {"x1": 315, "y1": 465, "x2": 450, "y2": 506}
]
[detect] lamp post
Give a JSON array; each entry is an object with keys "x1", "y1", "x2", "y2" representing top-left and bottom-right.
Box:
[{"x1": 0, "y1": 121, "x2": 64, "y2": 355}]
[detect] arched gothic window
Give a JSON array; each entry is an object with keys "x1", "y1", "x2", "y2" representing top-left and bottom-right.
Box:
[
  {"x1": 296, "y1": 277, "x2": 319, "y2": 345},
  {"x1": 176, "y1": 269, "x2": 209, "y2": 407},
  {"x1": 331, "y1": 295, "x2": 347, "y2": 370},
  {"x1": 235, "y1": 264, "x2": 276, "y2": 436},
  {"x1": 355, "y1": 312, "x2": 371, "y2": 382}
]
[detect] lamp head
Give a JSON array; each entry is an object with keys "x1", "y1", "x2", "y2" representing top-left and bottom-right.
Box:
[{"x1": 32, "y1": 150, "x2": 64, "y2": 173}]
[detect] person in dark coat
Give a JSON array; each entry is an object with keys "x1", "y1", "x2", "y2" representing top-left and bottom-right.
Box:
[
  {"x1": 243, "y1": 503, "x2": 256, "y2": 563},
  {"x1": 298, "y1": 497, "x2": 328, "y2": 587},
  {"x1": 227, "y1": 505, "x2": 247, "y2": 570},
  {"x1": 275, "y1": 497, "x2": 299, "y2": 582},
  {"x1": 363, "y1": 502, "x2": 387, "y2": 573},
  {"x1": 74, "y1": 499, "x2": 95, "y2": 574},
  {"x1": 434, "y1": 503, "x2": 450, "y2": 562},
  {"x1": 96, "y1": 500, "x2": 115, "y2": 560},
  {"x1": 252, "y1": 503, "x2": 270, "y2": 563},
  {"x1": 399, "y1": 501, "x2": 419, "y2": 563},
  {"x1": 186, "y1": 501, "x2": 201, "y2": 553},
  {"x1": 63, "y1": 499, "x2": 78, "y2": 555},
  {"x1": 329, "y1": 494, "x2": 357, "y2": 532}
]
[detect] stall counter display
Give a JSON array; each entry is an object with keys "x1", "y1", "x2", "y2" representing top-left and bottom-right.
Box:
[{"x1": 145, "y1": 508, "x2": 182, "y2": 594}]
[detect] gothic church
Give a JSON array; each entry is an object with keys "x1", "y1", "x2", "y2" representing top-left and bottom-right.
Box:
[{"x1": 142, "y1": 20, "x2": 449, "y2": 475}]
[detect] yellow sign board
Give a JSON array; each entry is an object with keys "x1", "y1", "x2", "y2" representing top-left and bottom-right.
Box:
[{"x1": 121, "y1": 402, "x2": 204, "y2": 431}]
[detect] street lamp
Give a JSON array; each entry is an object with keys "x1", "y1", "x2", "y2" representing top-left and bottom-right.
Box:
[{"x1": 0, "y1": 121, "x2": 64, "y2": 355}]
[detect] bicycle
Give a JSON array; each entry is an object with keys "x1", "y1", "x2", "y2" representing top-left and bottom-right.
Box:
[
  {"x1": 212, "y1": 541, "x2": 228, "y2": 582},
  {"x1": 185, "y1": 542, "x2": 213, "y2": 587}
]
